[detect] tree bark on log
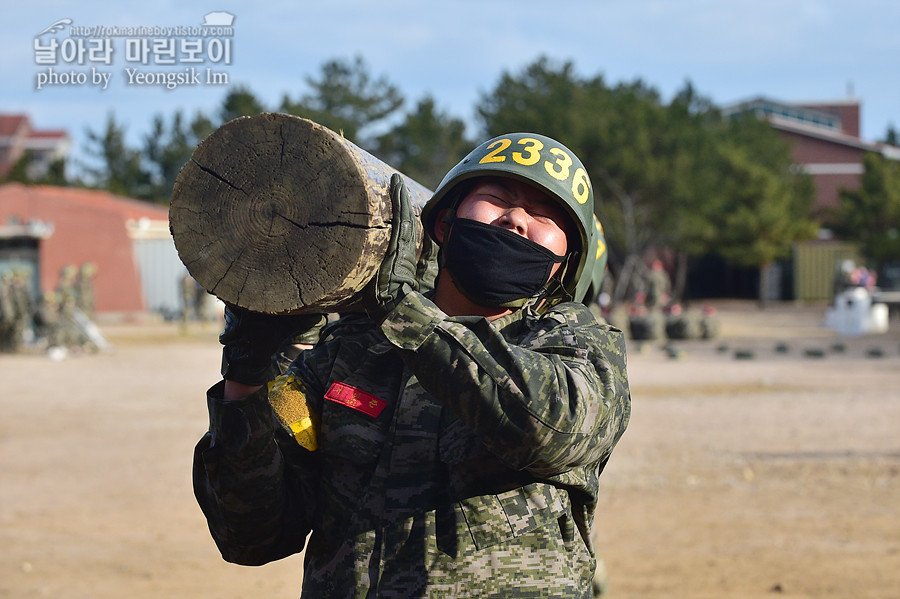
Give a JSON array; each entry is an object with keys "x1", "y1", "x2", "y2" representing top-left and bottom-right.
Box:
[{"x1": 169, "y1": 113, "x2": 433, "y2": 314}]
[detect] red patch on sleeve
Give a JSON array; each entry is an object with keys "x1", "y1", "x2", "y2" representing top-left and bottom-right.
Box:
[{"x1": 324, "y1": 381, "x2": 387, "y2": 418}]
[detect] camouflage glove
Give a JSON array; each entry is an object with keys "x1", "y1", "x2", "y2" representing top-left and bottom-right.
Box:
[
  {"x1": 363, "y1": 173, "x2": 419, "y2": 323},
  {"x1": 219, "y1": 304, "x2": 323, "y2": 386}
]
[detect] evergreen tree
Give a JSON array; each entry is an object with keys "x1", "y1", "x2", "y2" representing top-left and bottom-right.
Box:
[
  {"x1": 373, "y1": 96, "x2": 471, "y2": 189},
  {"x1": 2, "y1": 151, "x2": 67, "y2": 185},
  {"x1": 476, "y1": 57, "x2": 817, "y2": 303},
  {"x1": 280, "y1": 55, "x2": 403, "y2": 148},
  {"x1": 39, "y1": 157, "x2": 68, "y2": 186},
  {"x1": 700, "y1": 114, "x2": 817, "y2": 303},
  {"x1": 143, "y1": 110, "x2": 215, "y2": 203},
  {"x1": 82, "y1": 112, "x2": 152, "y2": 198},
  {"x1": 220, "y1": 85, "x2": 267, "y2": 123},
  {"x1": 836, "y1": 152, "x2": 900, "y2": 273}
]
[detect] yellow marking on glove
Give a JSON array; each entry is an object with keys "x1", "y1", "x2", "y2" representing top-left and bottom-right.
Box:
[{"x1": 268, "y1": 374, "x2": 318, "y2": 451}]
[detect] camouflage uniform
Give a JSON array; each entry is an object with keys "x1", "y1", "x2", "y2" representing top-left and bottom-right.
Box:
[
  {"x1": 628, "y1": 307, "x2": 665, "y2": 342},
  {"x1": 8, "y1": 271, "x2": 36, "y2": 351},
  {"x1": 642, "y1": 263, "x2": 670, "y2": 310},
  {"x1": 35, "y1": 292, "x2": 63, "y2": 348},
  {"x1": 194, "y1": 291, "x2": 631, "y2": 598},
  {"x1": 0, "y1": 272, "x2": 16, "y2": 350},
  {"x1": 75, "y1": 263, "x2": 98, "y2": 316},
  {"x1": 664, "y1": 308, "x2": 702, "y2": 340}
]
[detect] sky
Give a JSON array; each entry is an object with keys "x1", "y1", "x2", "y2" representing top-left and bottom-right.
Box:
[{"x1": 3, "y1": 0, "x2": 899, "y2": 177}]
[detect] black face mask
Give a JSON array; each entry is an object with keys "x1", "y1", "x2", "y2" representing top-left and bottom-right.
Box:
[{"x1": 441, "y1": 219, "x2": 567, "y2": 308}]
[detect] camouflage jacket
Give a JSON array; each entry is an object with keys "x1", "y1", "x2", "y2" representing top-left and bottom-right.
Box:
[{"x1": 193, "y1": 291, "x2": 630, "y2": 598}]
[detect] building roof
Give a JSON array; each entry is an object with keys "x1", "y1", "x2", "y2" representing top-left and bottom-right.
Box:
[
  {"x1": 0, "y1": 113, "x2": 73, "y2": 177},
  {"x1": 722, "y1": 96, "x2": 846, "y2": 132},
  {"x1": 723, "y1": 96, "x2": 900, "y2": 160},
  {"x1": 0, "y1": 114, "x2": 68, "y2": 141},
  {"x1": 0, "y1": 182, "x2": 169, "y2": 222},
  {"x1": 27, "y1": 129, "x2": 69, "y2": 140},
  {"x1": 765, "y1": 115, "x2": 877, "y2": 152},
  {"x1": 0, "y1": 114, "x2": 29, "y2": 138}
]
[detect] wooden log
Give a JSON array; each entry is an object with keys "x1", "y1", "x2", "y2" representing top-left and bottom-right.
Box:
[{"x1": 169, "y1": 113, "x2": 433, "y2": 314}]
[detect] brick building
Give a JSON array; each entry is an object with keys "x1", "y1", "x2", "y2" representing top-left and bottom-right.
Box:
[
  {"x1": 0, "y1": 114, "x2": 71, "y2": 180},
  {"x1": 710, "y1": 98, "x2": 900, "y2": 301},
  {"x1": 722, "y1": 97, "x2": 900, "y2": 217},
  {"x1": 0, "y1": 183, "x2": 181, "y2": 317}
]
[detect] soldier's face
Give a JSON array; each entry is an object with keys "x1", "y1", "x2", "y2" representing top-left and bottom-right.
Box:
[{"x1": 437, "y1": 178, "x2": 570, "y2": 264}]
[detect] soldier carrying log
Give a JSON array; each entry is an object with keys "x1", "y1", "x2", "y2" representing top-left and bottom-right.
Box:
[{"x1": 183, "y1": 117, "x2": 631, "y2": 597}]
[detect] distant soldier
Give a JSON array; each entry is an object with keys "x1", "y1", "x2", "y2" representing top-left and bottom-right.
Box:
[
  {"x1": 643, "y1": 259, "x2": 671, "y2": 309},
  {"x1": 629, "y1": 302, "x2": 666, "y2": 341},
  {"x1": 56, "y1": 265, "x2": 78, "y2": 308},
  {"x1": 57, "y1": 292, "x2": 89, "y2": 351},
  {"x1": 664, "y1": 303, "x2": 702, "y2": 340},
  {"x1": 9, "y1": 270, "x2": 36, "y2": 350},
  {"x1": 194, "y1": 284, "x2": 214, "y2": 322},
  {"x1": 180, "y1": 274, "x2": 198, "y2": 323},
  {"x1": 0, "y1": 271, "x2": 15, "y2": 351},
  {"x1": 700, "y1": 303, "x2": 720, "y2": 339},
  {"x1": 75, "y1": 263, "x2": 98, "y2": 316},
  {"x1": 34, "y1": 292, "x2": 63, "y2": 349}
]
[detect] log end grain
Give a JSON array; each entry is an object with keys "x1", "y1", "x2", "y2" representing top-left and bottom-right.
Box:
[{"x1": 170, "y1": 114, "x2": 397, "y2": 314}]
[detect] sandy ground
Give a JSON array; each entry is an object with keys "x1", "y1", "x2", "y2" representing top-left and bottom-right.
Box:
[{"x1": 1, "y1": 301, "x2": 898, "y2": 599}]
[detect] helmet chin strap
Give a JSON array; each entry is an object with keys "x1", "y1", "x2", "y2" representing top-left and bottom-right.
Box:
[{"x1": 534, "y1": 250, "x2": 578, "y2": 310}]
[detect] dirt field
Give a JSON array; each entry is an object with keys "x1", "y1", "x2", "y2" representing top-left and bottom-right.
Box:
[{"x1": 1, "y1": 301, "x2": 898, "y2": 599}]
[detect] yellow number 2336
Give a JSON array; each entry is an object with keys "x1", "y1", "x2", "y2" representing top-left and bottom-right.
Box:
[{"x1": 478, "y1": 137, "x2": 591, "y2": 205}]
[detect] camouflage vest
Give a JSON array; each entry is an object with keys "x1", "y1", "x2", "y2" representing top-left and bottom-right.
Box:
[{"x1": 286, "y1": 299, "x2": 628, "y2": 597}]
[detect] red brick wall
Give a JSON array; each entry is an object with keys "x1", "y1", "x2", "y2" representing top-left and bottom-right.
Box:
[
  {"x1": 809, "y1": 173, "x2": 863, "y2": 213},
  {"x1": 800, "y1": 102, "x2": 860, "y2": 137},
  {"x1": 0, "y1": 184, "x2": 170, "y2": 313},
  {"x1": 780, "y1": 130, "x2": 864, "y2": 164},
  {"x1": 776, "y1": 130, "x2": 864, "y2": 213}
]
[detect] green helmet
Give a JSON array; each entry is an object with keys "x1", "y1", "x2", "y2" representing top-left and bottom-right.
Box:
[
  {"x1": 421, "y1": 132, "x2": 597, "y2": 305},
  {"x1": 583, "y1": 214, "x2": 609, "y2": 305}
]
